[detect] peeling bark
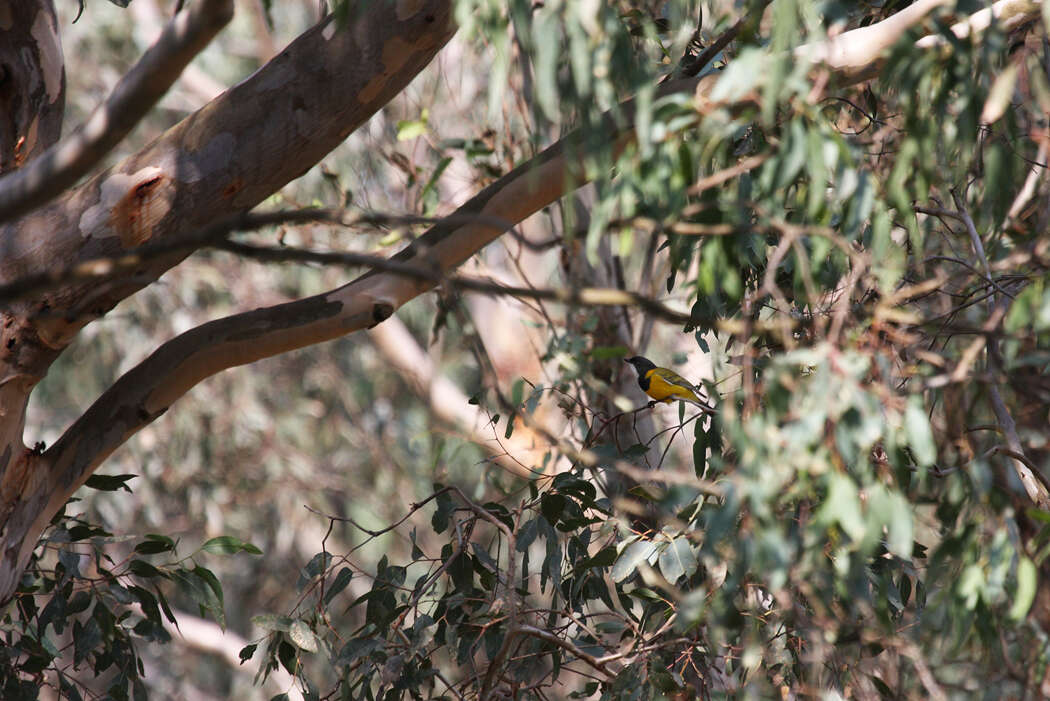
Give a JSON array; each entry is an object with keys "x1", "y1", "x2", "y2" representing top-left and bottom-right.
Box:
[{"x1": 0, "y1": 0, "x2": 64, "y2": 173}]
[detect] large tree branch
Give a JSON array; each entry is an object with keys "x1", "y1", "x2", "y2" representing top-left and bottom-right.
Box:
[
  {"x1": 37, "y1": 108, "x2": 630, "y2": 495},
  {"x1": 155, "y1": 606, "x2": 303, "y2": 701},
  {"x1": 802, "y1": 0, "x2": 1039, "y2": 83},
  {"x1": 0, "y1": 0, "x2": 234, "y2": 224},
  {"x1": 0, "y1": 0, "x2": 456, "y2": 363}
]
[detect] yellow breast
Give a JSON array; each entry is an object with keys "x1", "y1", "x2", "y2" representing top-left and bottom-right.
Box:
[{"x1": 645, "y1": 370, "x2": 700, "y2": 403}]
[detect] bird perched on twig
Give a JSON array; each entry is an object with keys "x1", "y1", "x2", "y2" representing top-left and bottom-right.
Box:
[{"x1": 624, "y1": 356, "x2": 710, "y2": 409}]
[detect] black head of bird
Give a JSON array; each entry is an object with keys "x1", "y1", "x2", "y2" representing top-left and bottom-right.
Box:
[{"x1": 624, "y1": 356, "x2": 656, "y2": 375}]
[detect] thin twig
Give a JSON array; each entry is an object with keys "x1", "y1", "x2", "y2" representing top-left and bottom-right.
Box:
[{"x1": 215, "y1": 242, "x2": 699, "y2": 326}]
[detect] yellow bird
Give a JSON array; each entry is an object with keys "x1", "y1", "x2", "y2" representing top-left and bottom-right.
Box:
[{"x1": 625, "y1": 356, "x2": 709, "y2": 408}]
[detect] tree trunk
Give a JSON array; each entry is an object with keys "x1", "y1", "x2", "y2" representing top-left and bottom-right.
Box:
[{"x1": 0, "y1": 0, "x2": 456, "y2": 603}]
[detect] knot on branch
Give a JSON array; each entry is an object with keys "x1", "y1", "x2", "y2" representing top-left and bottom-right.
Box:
[{"x1": 370, "y1": 302, "x2": 395, "y2": 326}]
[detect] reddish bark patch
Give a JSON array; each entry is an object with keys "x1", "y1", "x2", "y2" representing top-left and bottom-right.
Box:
[
  {"x1": 12, "y1": 135, "x2": 25, "y2": 168},
  {"x1": 111, "y1": 175, "x2": 167, "y2": 248},
  {"x1": 222, "y1": 177, "x2": 244, "y2": 199}
]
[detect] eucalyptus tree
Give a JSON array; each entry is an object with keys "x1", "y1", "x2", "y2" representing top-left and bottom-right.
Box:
[{"x1": 1, "y1": 0, "x2": 1048, "y2": 698}]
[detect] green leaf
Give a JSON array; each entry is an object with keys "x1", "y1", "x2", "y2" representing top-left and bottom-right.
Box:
[
  {"x1": 134, "y1": 538, "x2": 175, "y2": 555},
  {"x1": 1026, "y1": 508, "x2": 1050, "y2": 524},
  {"x1": 709, "y1": 48, "x2": 764, "y2": 102},
  {"x1": 128, "y1": 559, "x2": 167, "y2": 579},
  {"x1": 622, "y1": 443, "x2": 649, "y2": 458},
  {"x1": 1009, "y1": 557, "x2": 1037, "y2": 621},
  {"x1": 335, "y1": 637, "x2": 382, "y2": 667},
  {"x1": 396, "y1": 108, "x2": 429, "y2": 141},
  {"x1": 868, "y1": 486, "x2": 913, "y2": 558},
  {"x1": 239, "y1": 643, "x2": 257, "y2": 664},
  {"x1": 155, "y1": 585, "x2": 177, "y2": 625},
  {"x1": 176, "y1": 565, "x2": 226, "y2": 628},
  {"x1": 773, "y1": 118, "x2": 808, "y2": 190},
  {"x1": 323, "y1": 567, "x2": 354, "y2": 606},
  {"x1": 252, "y1": 614, "x2": 294, "y2": 632},
  {"x1": 194, "y1": 565, "x2": 225, "y2": 604},
  {"x1": 818, "y1": 473, "x2": 866, "y2": 543},
  {"x1": 805, "y1": 126, "x2": 827, "y2": 217},
  {"x1": 84, "y1": 474, "x2": 137, "y2": 492},
  {"x1": 420, "y1": 156, "x2": 452, "y2": 203},
  {"x1": 612, "y1": 540, "x2": 657, "y2": 583},
  {"x1": 658, "y1": 538, "x2": 699, "y2": 584},
  {"x1": 693, "y1": 419, "x2": 708, "y2": 476},
  {"x1": 511, "y1": 378, "x2": 525, "y2": 406},
  {"x1": 541, "y1": 494, "x2": 567, "y2": 525},
  {"x1": 516, "y1": 518, "x2": 539, "y2": 552},
  {"x1": 980, "y1": 63, "x2": 1020, "y2": 124},
  {"x1": 289, "y1": 620, "x2": 318, "y2": 652},
  {"x1": 577, "y1": 546, "x2": 617, "y2": 570},
  {"x1": 200, "y1": 536, "x2": 263, "y2": 556},
  {"x1": 589, "y1": 345, "x2": 629, "y2": 360},
  {"x1": 904, "y1": 398, "x2": 936, "y2": 467},
  {"x1": 431, "y1": 488, "x2": 455, "y2": 534}
]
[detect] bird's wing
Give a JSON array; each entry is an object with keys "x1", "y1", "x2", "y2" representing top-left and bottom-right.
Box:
[{"x1": 652, "y1": 368, "x2": 702, "y2": 396}]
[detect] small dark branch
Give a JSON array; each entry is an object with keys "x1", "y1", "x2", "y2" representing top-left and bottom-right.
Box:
[
  {"x1": 948, "y1": 193, "x2": 1050, "y2": 509},
  {"x1": 304, "y1": 486, "x2": 453, "y2": 539},
  {"x1": 505, "y1": 227, "x2": 563, "y2": 251},
  {"x1": 676, "y1": 5, "x2": 761, "y2": 79},
  {"x1": 950, "y1": 192, "x2": 1012, "y2": 299},
  {"x1": 0, "y1": 0, "x2": 235, "y2": 224},
  {"x1": 674, "y1": 5, "x2": 704, "y2": 73},
  {"x1": 517, "y1": 624, "x2": 615, "y2": 677},
  {"x1": 0, "y1": 208, "x2": 506, "y2": 304},
  {"x1": 213, "y1": 239, "x2": 698, "y2": 326}
]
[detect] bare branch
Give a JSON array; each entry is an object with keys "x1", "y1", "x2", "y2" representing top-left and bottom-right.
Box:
[
  {"x1": 32, "y1": 75, "x2": 706, "y2": 561},
  {"x1": 675, "y1": 6, "x2": 756, "y2": 80},
  {"x1": 0, "y1": 208, "x2": 506, "y2": 304},
  {"x1": 0, "y1": 0, "x2": 457, "y2": 360},
  {"x1": 950, "y1": 194, "x2": 1050, "y2": 509},
  {"x1": 0, "y1": 0, "x2": 235, "y2": 224},
  {"x1": 802, "y1": 0, "x2": 1041, "y2": 83},
  {"x1": 216, "y1": 239, "x2": 695, "y2": 324},
  {"x1": 368, "y1": 317, "x2": 556, "y2": 479}
]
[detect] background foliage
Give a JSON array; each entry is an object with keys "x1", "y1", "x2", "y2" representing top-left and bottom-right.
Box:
[{"x1": 4, "y1": 0, "x2": 1050, "y2": 699}]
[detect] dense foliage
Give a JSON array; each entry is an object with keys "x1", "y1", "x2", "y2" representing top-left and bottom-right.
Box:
[{"x1": 4, "y1": 0, "x2": 1049, "y2": 699}]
